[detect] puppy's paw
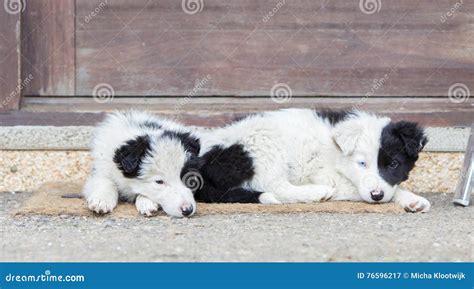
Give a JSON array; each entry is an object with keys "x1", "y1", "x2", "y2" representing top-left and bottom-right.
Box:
[
  {"x1": 293, "y1": 185, "x2": 336, "y2": 203},
  {"x1": 398, "y1": 194, "x2": 431, "y2": 213},
  {"x1": 135, "y1": 195, "x2": 159, "y2": 217},
  {"x1": 86, "y1": 195, "x2": 117, "y2": 214},
  {"x1": 259, "y1": 193, "x2": 281, "y2": 204},
  {"x1": 313, "y1": 185, "x2": 336, "y2": 202}
]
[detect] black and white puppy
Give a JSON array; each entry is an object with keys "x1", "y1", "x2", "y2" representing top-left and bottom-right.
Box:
[
  {"x1": 82, "y1": 111, "x2": 200, "y2": 217},
  {"x1": 193, "y1": 109, "x2": 430, "y2": 212}
]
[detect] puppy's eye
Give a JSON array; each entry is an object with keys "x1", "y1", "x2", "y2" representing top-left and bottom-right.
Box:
[
  {"x1": 155, "y1": 180, "x2": 164, "y2": 185},
  {"x1": 357, "y1": 161, "x2": 367, "y2": 168},
  {"x1": 389, "y1": 160, "x2": 399, "y2": 169}
]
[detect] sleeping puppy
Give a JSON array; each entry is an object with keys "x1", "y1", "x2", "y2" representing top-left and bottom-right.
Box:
[
  {"x1": 82, "y1": 111, "x2": 199, "y2": 217},
  {"x1": 192, "y1": 109, "x2": 430, "y2": 212}
]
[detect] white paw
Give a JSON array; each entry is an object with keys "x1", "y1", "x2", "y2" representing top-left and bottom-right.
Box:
[
  {"x1": 292, "y1": 185, "x2": 336, "y2": 203},
  {"x1": 398, "y1": 195, "x2": 431, "y2": 213},
  {"x1": 314, "y1": 185, "x2": 336, "y2": 202},
  {"x1": 259, "y1": 193, "x2": 282, "y2": 204},
  {"x1": 135, "y1": 195, "x2": 159, "y2": 217},
  {"x1": 86, "y1": 195, "x2": 117, "y2": 214}
]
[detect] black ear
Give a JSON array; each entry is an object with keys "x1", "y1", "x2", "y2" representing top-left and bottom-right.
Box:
[
  {"x1": 163, "y1": 131, "x2": 201, "y2": 156},
  {"x1": 392, "y1": 121, "x2": 428, "y2": 158},
  {"x1": 178, "y1": 132, "x2": 200, "y2": 156},
  {"x1": 113, "y1": 135, "x2": 151, "y2": 178}
]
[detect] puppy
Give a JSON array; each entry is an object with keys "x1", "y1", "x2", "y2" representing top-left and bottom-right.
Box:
[
  {"x1": 82, "y1": 111, "x2": 199, "y2": 217},
  {"x1": 193, "y1": 109, "x2": 430, "y2": 212}
]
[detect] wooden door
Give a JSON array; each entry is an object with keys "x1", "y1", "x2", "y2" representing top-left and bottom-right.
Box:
[{"x1": 1, "y1": 0, "x2": 473, "y2": 108}]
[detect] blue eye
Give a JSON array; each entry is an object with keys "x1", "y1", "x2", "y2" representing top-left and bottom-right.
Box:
[{"x1": 357, "y1": 161, "x2": 367, "y2": 168}]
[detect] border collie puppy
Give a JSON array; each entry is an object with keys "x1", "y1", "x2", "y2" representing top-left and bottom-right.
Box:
[
  {"x1": 82, "y1": 111, "x2": 199, "y2": 217},
  {"x1": 193, "y1": 109, "x2": 430, "y2": 212}
]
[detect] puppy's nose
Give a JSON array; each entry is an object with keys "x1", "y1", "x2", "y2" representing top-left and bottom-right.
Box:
[
  {"x1": 370, "y1": 190, "x2": 384, "y2": 201},
  {"x1": 181, "y1": 205, "x2": 194, "y2": 217}
]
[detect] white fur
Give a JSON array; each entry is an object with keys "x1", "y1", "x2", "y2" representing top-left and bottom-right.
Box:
[
  {"x1": 82, "y1": 111, "x2": 196, "y2": 217},
  {"x1": 198, "y1": 109, "x2": 430, "y2": 212}
]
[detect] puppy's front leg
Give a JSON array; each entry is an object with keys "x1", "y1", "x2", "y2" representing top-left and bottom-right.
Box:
[
  {"x1": 82, "y1": 174, "x2": 118, "y2": 214},
  {"x1": 264, "y1": 181, "x2": 336, "y2": 204},
  {"x1": 309, "y1": 173, "x2": 360, "y2": 201},
  {"x1": 393, "y1": 187, "x2": 431, "y2": 213}
]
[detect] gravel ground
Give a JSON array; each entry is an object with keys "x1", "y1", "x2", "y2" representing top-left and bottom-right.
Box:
[{"x1": 0, "y1": 191, "x2": 472, "y2": 262}]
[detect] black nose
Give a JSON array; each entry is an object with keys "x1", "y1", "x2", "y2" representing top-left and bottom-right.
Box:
[
  {"x1": 370, "y1": 190, "x2": 384, "y2": 201},
  {"x1": 181, "y1": 205, "x2": 193, "y2": 217}
]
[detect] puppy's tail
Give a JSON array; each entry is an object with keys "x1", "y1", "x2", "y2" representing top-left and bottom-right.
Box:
[{"x1": 195, "y1": 185, "x2": 263, "y2": 203}]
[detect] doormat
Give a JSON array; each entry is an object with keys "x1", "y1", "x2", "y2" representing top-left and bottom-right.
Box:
[{"x1": 14, "y1": 182, "x2": 404, "y2": 217}]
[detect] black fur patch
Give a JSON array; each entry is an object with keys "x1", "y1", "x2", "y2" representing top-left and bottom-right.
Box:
[
  {"x1": 201, "y1": 144, "x2": 255, "y2": 189},
  {"x1": 162, "y1": 131, "x2": 200, "y2": 156},
  {"x1": 316, "y1": 110, "x2": 352, "y2": 125},
  {"x1": 196, "y1": 187, "x2": 262, "y2": 203},
  {"x1": 113, "y1": 135, "x2": 151, "y2": 178},
  {"x1": 183, "y1": 144, "x2": 263, "y2": 203},
  {"x1": 378, "y1": 121, "x2": 428, "y2": 186}
]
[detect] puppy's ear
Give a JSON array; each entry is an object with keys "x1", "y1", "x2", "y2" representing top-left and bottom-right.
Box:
[
  {"x1": 179, "y1": 133, "x2": 200, "y2": 156},
  {"x1": 113, "y1": 135, "x2": 151, "y2": 178},
  {"x1": 332, "y1": 122, "x2": 363, "y2": 155},
  {"x1": 392, "y1": 121, "x2": 428, "y2": 158},
  {"x1": 162, "y1": 131, "x2": 201, "y2": 156}
]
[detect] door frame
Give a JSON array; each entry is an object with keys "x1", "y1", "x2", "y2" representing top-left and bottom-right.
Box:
[{"x1": 0, "y1": 6, "x2": 21, "y2": 111}]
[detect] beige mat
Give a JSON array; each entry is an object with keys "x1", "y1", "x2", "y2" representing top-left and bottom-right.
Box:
[{"x1": 14, "y1": 182, "x2": 404, "y2": 217}]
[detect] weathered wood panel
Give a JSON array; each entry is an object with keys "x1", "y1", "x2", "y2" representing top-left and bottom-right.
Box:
[
  {"x1": 75, "y1": 0, "x2": 474, "y2": 97},
  {"x1": 16, "y1": 97, "x2": 474, "y2": 127},
  {"x1": 0, "y1": 6, "x2": 21, "y2": 111},
  {"x1": 21, "y1": 0, "x2": 75, "y2": 96}
]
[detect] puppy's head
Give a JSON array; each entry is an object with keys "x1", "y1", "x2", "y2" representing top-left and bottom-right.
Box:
[
  {"x1": 113, "y1": 131, "x2": 200, "y2": 217},
  {"x1": 378, "y1": 121, "x2": 427, "y2": 188},
  {"x1": 333, "y1": 112, "x2": 427, "y2": 203}
]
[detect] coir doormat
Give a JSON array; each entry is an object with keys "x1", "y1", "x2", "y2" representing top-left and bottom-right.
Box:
[{"x1": 14, "y1": 182, "x2": 404, "y2": 217}]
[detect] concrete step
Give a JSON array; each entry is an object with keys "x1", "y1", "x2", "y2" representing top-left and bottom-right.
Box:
[
  {"x1": 0, "y1": 125, "x2": 469, "y2": 194},
  {"x1": 0, "y1": 149, "x2": 463, "y2": 194}
]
